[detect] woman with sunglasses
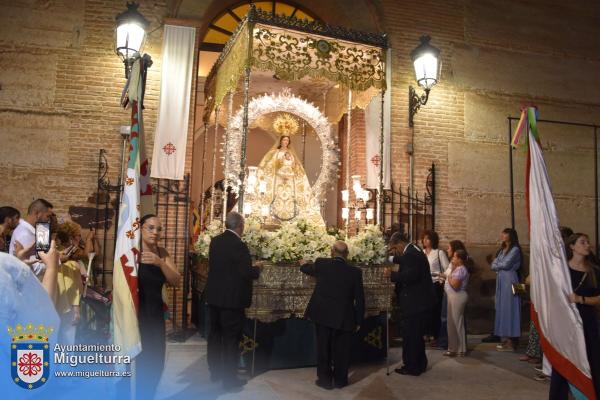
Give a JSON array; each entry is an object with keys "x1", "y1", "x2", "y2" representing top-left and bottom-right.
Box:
[{"x1": 136, "y1": 214, "x2": 181, "y2": 399}]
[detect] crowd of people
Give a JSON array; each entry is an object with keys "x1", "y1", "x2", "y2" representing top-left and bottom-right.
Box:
[
  {"x1": 3, "y1": 201, "x2": 600, "y2": 399},
  {"x1": 0, "y1": 199, "x2": 181, "y2": 399},
  {"x1": 1, "y1": 199, "x2": 103, "y2": 346}
]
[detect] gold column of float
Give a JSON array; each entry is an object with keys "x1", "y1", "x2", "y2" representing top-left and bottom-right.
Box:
[
  {"x1": 209, "y1": 107, "x2": 219, "y2": 223},
  {"x1": 199, "y1": 122, "x2": 208, "y2": 229}
]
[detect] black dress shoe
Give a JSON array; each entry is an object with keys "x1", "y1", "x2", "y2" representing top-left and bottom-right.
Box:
[
  {"x1": 315, "y1": 379, "x2": 333, "y2": 390},
  {"x1": 394, "y1": 367, "x2": 421, "y2": 376},
  {"x1": 222, "y1": 378, "x2": 247, "y2": 389},
  {"x1": 334, "y1": 381, "x2": 348, "y2": 389}
]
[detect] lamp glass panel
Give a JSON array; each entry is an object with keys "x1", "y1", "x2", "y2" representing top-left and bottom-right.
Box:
[
  {"x1": 116, "y1": 23, "x2": 145, "y2": 57},
  {"x1": 413, "y1": 53, "x2": 439, "y2": 89}
]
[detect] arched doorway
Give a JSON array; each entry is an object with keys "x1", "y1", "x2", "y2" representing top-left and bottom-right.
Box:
[
  {"x1": 201, "y1": 1, "x2": 318, "y2": 52},
  {"x1": 188, "y1": 0, "x2": 385, "y2": 225},
  {"x1": 192, "y1": 2, "x2": 323, "y2": 217},
  {"x1": 197, "y1": 1, "x2": 319, "y2": 77}
]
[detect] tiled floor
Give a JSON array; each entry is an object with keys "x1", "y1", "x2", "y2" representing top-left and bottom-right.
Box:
[{"x1": 155, "y1": 334, "x2": 548, "y2": 400}]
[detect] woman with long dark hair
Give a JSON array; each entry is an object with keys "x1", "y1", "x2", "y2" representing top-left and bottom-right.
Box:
[
  {"x1": 550, "y1": 233, "x2": 600, "y2": 398},
  {"x1": 136, "y1": 214, "x2": 181, "y2": 399},
  {"x1": 421, "y1": 230, "x2": 449, "y2": 343},
  {"x1": 491, "y1": 228, "x2": 522, "y2": 352}
]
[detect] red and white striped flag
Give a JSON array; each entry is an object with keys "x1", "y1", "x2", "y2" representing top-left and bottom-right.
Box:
[
  {"x1": 112, "y1": 57, "x2": 154, "y2": 364},
  {"x1": 517, "y1": 107, "x2": 595, "y2": 398}
]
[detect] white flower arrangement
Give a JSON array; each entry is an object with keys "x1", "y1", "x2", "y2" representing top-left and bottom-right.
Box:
[
  {"x1": 193, "y1": 220, "x2": 223, "y2": 260},
  {"x1": 193, "y1": 217, "x2": 386, "y2": 266},
  {"x1": 347, "y1": 225, "x2": 387, "y2": 265},
  {"x1": 265, "y1": 219, "x2": 336, "y2": 263},
  {"x1": 242, "y1": 216, "x2": 272, "y2": 259}
]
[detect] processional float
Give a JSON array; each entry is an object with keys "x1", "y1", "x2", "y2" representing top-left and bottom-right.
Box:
[
  {"x1": 200, "y1": 5, "x2": 388, "y2": 231},
  {"x1": 197, "y1": 5, "x2": 393, "y2": 375}
]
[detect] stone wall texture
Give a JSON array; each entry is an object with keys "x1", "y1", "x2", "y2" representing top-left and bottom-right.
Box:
[{"x1": 1, "y1": 0, "x2": 599, "y2": 333}]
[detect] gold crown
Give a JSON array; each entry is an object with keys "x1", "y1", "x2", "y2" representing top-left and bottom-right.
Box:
[
  {"x1": 7, "y1": 323, "x2": 54, "y2": 343},
  {"x1": 273, "y1": 113, "x2": 299, "y2": 136}
]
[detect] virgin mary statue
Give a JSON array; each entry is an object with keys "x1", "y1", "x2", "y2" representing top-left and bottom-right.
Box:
[{"x1": 256, "y1": 114, "x2": 324, "y2": 226}]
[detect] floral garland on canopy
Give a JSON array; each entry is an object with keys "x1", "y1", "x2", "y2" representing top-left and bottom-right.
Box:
[
  {"x1": 194, "y1": 218, "x2": 386, "y2": 266},
  {"x1": 224, "y1": 90, "x2": 339, "y2": 204}
]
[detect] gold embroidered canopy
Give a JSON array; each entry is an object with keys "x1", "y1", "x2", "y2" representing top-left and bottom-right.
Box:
[{"x1": 203, "y1": 6, "x2": 388, "y2": 122}]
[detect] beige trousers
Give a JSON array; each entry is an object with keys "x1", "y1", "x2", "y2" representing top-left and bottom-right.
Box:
[{"x1": 446, "y1": 288, "x2": 468, "y2": 354}]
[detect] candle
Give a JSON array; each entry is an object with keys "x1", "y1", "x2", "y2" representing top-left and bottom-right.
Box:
[
  {"x1": 341, "y1": 190, "x2": 349, "y2": 203},
  {"x1": 360, "y1": 189, "x2": 370, "y2": 202},
  {"x1": 341, "y1": 207, "x2": 349, "y2": 220},
  {"x1": 261, "y1": 205, "x2": 269, "y2": 217},
  {"x1": 352, "y1": 175, "x2": 362, "y2": 196},
  {"x1": 258, "y1": 180, "x2": 267, "y2": 194}
]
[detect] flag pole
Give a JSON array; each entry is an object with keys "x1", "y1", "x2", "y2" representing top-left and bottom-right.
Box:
[{"x1": 130, "y1": 359, "x2": 136, "y2": 400}]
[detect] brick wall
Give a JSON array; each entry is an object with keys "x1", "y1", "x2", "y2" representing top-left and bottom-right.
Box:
[
  {"x1": 0, "y1": 0, "x2": 168, "y2": 216},
  {"x1": 2, "y1": 0, "x2": 600, "y2": 333}
]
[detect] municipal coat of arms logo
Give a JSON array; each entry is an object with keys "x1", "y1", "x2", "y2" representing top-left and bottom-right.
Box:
[{"x1": 8, "y1": 323, "x2": 53, "y2": 390}]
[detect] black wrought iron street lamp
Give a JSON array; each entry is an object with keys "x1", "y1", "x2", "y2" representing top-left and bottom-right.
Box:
[
  {"x1": 115, "y1": 2, "x2": 149, "y2": 78},
  {"x1": 408, "y1": 35, "x2": 442, "y2": 127}
]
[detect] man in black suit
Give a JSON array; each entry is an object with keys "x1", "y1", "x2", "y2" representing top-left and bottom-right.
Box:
[
  {"x1": 205, "y1": 212, "x2": 261, "y2": 389},
  {"x1": 385, "y1": 231, "x2": 435, "y2": 376},
  {"x1": 300, "y1": 241, "x2": 365, "y2": 390}
]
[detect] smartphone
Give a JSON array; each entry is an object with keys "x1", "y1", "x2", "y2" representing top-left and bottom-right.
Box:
[{"x1": 35, "y1": 222, "x2": 51, "y2": 253}]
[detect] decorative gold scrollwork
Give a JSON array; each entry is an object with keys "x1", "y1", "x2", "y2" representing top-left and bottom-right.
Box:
[
  {"x1": 251, "y1": 26, "x2": 385, "y2": 92},
  {"x1": 239, "y1": 334, "x2": 258, "y2": 355},
  {"x1": 364, "y1": 326, "x2": 383, "y2": 349}
]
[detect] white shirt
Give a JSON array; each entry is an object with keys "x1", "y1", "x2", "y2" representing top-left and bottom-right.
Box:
[
  {"x1": 425, "y1": 248, "x2": 450, "y2": 283},
  {"x1": 8, "y1": 219, "x2": 46, "y2": 276},
  {"x1": 0, "y1": 253, "x2": 60, "y2": 398}
]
